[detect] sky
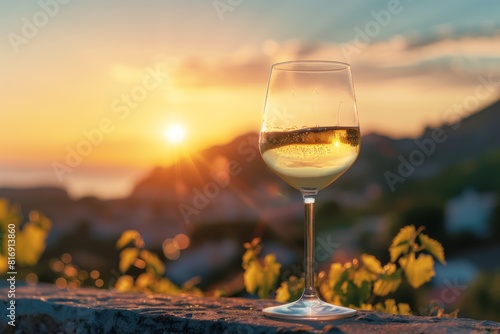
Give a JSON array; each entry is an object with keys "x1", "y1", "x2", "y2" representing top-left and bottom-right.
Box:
[{"x1": 1, "y1": 0, "x2": 499, "y2": 199}]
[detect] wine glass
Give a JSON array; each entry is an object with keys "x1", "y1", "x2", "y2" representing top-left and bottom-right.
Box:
[{"x1": 259, "y1": 60, "x2": 360, "y2": 320}]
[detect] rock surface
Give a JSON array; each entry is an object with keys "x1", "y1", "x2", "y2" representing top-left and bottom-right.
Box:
[{"x1": 1, "y1": 285, "x2": 499, "y2": 333}]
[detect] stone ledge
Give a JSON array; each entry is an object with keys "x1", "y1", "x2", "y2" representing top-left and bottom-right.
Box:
[{"x1": 1, "y1": 286, "x2": 499, "y2": 334}]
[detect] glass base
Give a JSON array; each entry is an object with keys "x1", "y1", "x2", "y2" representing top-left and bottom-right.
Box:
[{"x1": 263, "y1": 296, "x2": 357, "y2": 321}]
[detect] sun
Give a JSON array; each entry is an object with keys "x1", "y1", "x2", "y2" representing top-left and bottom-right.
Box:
[{"x1": 164, "y1": 123, "x2": 186, "y2": 144}]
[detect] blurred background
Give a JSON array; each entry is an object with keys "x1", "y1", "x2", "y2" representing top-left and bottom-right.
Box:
[{"x1": 1, "y1": 0, "x2": 500, "y2": 321}]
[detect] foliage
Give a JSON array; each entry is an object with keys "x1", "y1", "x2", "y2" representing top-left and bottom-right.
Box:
[
  {"x1": 243, "y1": 225, "x2": 455, "y2": 316},
  {"x1": 420, "y1": 301, "x2": 460, "y2": 318},
  {"x1": 457, "y1": 271, "x2": 500, "y2": 322},
  {"x1": 0, "y1": 198, "x2": 51, "y2": 275},
  {"x1": 114, "y1": 229, "x2": 202, "y2": 296},
  {"x1": 242, "y1": 238, "x2": 281, "y2": 299}
]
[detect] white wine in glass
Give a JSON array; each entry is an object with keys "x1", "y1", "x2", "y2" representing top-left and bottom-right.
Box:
[{"x1": 259, "y1": 60, "x2": 360, "y2": 320}]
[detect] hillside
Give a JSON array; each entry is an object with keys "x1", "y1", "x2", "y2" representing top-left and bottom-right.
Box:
[{"x1": 1, "y1": 99, "x2": 499, "y2": 245}]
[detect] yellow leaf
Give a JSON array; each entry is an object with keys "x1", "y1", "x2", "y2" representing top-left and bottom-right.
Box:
[
  {"x1": 140, "y1": 250, "x2": 165, "y2": 277},
  {"x1": 419, "y1": 233, "x2": 446, "y2": 265},
  {"x1": 360, "y1": 303, "x2": 374, "y2": 311},
  {"x1": 384, "y1": 299, "x2": 398, "y2": 314},
  {"x1": 154, "y1": 277, "x2": 180, "y2": 295},
  {"x1": 29, "y1": 211, "x2": 52, "y2": 231},
  {"x1": 373, "y1": 274, "x2": 402, "y2": 296},
  {"x1": 361, "y1": 254, "x2": 383, "y2": 274},
  {"x1": 114, "y1": 275, "x2": 134, "y2": 292},
  {"x1": 373, "y1": 302, "x2": 385, "y2": 312},
  {"x1": 263, "y1": 254, "x2": 281, "y2": 285},
  {"x1": 264, "y1": 254, "x2": 281, "y2": 275},
  {"x1": 16, "y1": 223, "x2": 49, "y2": 266},
  {"x1": 399, "y1": 253, "x2": 435, "y2": 288},
  {"x1": 275, "y1": 282, "x2": 291, "y2": 303},
  {"x1": 392, "y1": 225, "x2": 416, "y2": 245},
  {"x1": 136, "y1": 272, "x2": 155, "y2": 290},
  {"x1": 242, "y1": 249, "x2": 255, "y2": 269},
  {"x1": 243, "y1": 260, "x2": 262, "y2": 294},
  {"x1": 383, "y1": 263, "x2": 397, "y2": 275},
  {"x1": 0, "y1": 201, "x2": 50, "y2": 273},
  {"x1": 259, "y1": 254, "x2": 281, "y2": 298},
  {"x1": 397, "y1": 303, "x2": 412, "y2": 315},
  {"x1": 389, "y1": 225, "x2": 415, "y2": 262},
  {"x1": 328, "y1": 263, "x2": 344, "y2": 288},
  {"x1": 119, "y1": 248, "x2": 139, "y2": 273},
  {"x1": 390, "y1": 244, "x2": 409, "y2": 263},
  {"x1": 319, "y1": 280, "x2": 335, "y2": 303},
  {"x1": 116, "y1": 230, "x2": 144, "y2": 249},
  {"x1": 353, "y1": 267, "x2": 373, "y2": 288}
]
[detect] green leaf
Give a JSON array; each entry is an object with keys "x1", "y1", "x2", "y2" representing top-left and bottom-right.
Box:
[
  {"x1": 419, "y1": 233, "x2": 446, "y2": 265},
  {"x1": 343, "y1": 281, "x2": 360, "y2": 307},
  {"x1": 399, "y1": 253, "x2": 435, "y2": 288},
  {"x1": 342, "y1": 279, "x2": 371, "y2": 307},
  {"x1": 116, "y1": 230, "x2": 144, "y2": 249},
  {"x1": 357, "y1": 280, "x2": 372, "y2": 305},
  {"x1": 334, "y1": 270, "x2": 350, "y2": 297},
  {"x1": 389, "y1": 225, "x2": 415, "y2": 262},
  {"x1": 119, "y1": 248, "x2": 139, "y2": 273}
]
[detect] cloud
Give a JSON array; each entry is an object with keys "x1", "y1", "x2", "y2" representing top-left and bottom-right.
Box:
[{"x1": 156, "y1": 33, "x2": 500, "y2": 91}]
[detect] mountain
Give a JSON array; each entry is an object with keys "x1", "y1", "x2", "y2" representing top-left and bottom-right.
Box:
[
  {"x1": 1, "y1": 99, "x2": 499, "y2": 245},
  {"x1": 339, "y1": 98, "x2": 500, "y2": 193},
  {"x1": 132, "y1": 98, "x2": 500, "y2": 211}
]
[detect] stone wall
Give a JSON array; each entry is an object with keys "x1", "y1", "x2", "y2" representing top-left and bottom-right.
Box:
[{"x1": 1, "y1": 286, "x2": 499, "y2": 333}]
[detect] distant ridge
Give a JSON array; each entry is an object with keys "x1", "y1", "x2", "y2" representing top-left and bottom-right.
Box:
[
  {"x1": 132, "y1": 98, "x2": 500, "y2": 196},
  {"x1": 0, "y1": 99, "x2": 499, "y2": 242}
]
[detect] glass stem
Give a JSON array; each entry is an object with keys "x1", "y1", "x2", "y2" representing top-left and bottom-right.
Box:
[{"x1": 301, "y1": 189, "x2": 318, "y2": 300}]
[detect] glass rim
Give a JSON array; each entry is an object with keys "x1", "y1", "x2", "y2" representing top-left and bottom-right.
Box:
[{"x1": 271, "y1": 60, "x2": 351, "y2": 72}]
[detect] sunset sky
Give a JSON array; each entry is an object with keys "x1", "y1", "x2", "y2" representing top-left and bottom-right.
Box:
[{"x1": 1, "y1": 0, "x2": 499, "y2": 199}]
